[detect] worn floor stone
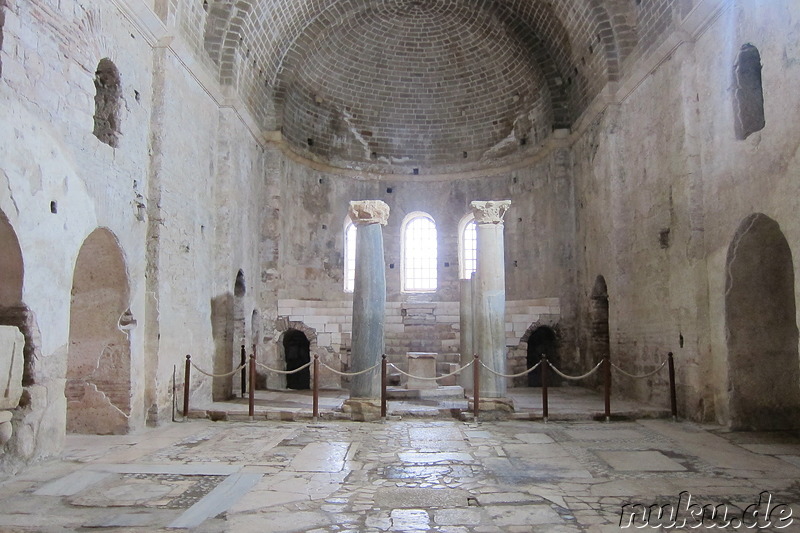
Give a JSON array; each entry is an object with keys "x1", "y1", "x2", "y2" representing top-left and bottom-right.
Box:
[{"x1": 0, "y1": 418, "x2": 799, "y2": 531}]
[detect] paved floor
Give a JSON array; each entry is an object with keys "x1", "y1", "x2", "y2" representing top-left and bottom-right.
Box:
[{"x1": 1, "y1": 417, "x2": 799, "y2": 532}]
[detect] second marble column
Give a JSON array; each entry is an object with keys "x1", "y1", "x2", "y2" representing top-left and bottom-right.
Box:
[
  {"x1": 348, "y1": 200, "x2": 389, "y2": 398},
  {"x1": 471, "y1": 200, "x2": 511, "y2": 398}
]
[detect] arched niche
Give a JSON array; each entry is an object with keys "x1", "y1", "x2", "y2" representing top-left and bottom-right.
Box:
[
  {"x1": 67, "y1": 228, "x2": 132, "y2": 434},
  {"x1": 589, "y1": 275, "x2": 610, "y2": 365},
  {"x1": 725, "y1": 213, "x2": 800, "y2": 430},
  {"x1": 282, "y1": 329, "x2": 311, "y2": 390},
  {"x1": 526, "y1": 326, "x2": 560, "y2": 387}
]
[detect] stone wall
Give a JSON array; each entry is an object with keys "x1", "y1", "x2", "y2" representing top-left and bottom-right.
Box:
[
  {"x1": 269, "y1": 297, "x2": 561, "y2": 389},
  {"x1": 573, "y1": 1, "x2": 800, "y2": 426}
]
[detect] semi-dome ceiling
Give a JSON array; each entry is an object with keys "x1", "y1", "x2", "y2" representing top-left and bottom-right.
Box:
[{"x1": 200, "y1": 0, "x2": 639, "y2": 173}]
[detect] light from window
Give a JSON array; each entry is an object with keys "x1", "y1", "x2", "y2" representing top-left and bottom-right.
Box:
[
  {"x1": 403, "y1": 214, "x2": 437, "y2": 291},
  {"x1": 344, "y1": 221, "x2": 357, "y2": 292},
  {"x1": 462, "y1": 220, "x2": 477, "y2": 279}
]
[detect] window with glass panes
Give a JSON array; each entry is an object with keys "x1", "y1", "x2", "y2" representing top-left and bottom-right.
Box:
[{"x1": 403, "y1": 214, "x2": 437, "y2": 291}]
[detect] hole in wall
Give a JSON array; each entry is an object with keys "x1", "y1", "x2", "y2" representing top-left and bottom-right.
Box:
[
  {"x1": 733, "y1": 43, "x2": 765, "y2": 140},
  {"x1": 412, "y1": 168, "x2": 419, "y2": 175},
  {"x1": 93, "y1": 58, "x2": 122, "y2": 148},
  {"x1": 386, "y1": 187, "x2": 393, "y2": 194},
  {"x1": 50, "y1": 201, "x2": 57, "y2": 214}
]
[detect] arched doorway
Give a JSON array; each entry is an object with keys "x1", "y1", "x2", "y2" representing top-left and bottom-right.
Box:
[
  {"x1": 590, "y1": 275, "x2": 610, "y2": 367},
  {"x1": 725, "y1": 214, "x2": 800, "y2": 430},
  {"x1": 526, "y1": 326, "x2": 560, "y2": 387},
  {"x1": 0, "y1": 210, "x2": 27, "y2": 405},
  {"x1": 67, "y1": 228, "x2": 131, "y2": 434},
  {"x1": 232, "y1": 270, "x2": 246, "y2": 396},
  {"x1": 283, "y1": 329, "x2": 310, "y2": 390}
]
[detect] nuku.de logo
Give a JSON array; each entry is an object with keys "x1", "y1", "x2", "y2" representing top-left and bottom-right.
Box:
[{"x1": 619, "y1": 490, "x2": 793, "y2": 529}]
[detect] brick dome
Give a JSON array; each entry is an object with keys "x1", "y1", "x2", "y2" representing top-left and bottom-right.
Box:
[
  {"x1": 202, "y1": 0, "x2": 638, "y2": 173},
  {"x1": 279, "y1": 0, "x2": 552, "y2": 172}
]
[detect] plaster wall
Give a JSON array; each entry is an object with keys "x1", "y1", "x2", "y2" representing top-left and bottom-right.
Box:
[
  {"x1": 573, "y1": 0, "x2": 800, "y2": 424},
  {"x1": 0, "y1": 0, "x2": 154, "y2": 470}
]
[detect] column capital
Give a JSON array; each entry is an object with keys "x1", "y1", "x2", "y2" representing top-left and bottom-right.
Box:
[
  {"x1": 470, "y1": 200, "x2": 511, "y2": 224},
  {"x1": 349, "y1": 200, "x2": 390, "y2": 226}
]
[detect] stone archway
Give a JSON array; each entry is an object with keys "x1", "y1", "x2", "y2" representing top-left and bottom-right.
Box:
[
  {"x1": 282, "y1": 329, "x2": 311, "y2": 390},
  {"x1": 725, "y1": 214, "x2": 800, "y2": 430},
  {"x1": 231, "y1": 270, "x2": 246, "y2": 396},
  {"x1": 67, "y1": 228, "x2": 131, "y2": 434},
  {"x1": 589, "y1": 275, "x2": 610, "y2": 366},
  {"x1": 526, "y1": 326, "x2": 560, "y2": 387},
  {"x1": 0, "y1": 210, "x2": 26, "y2": 423}
]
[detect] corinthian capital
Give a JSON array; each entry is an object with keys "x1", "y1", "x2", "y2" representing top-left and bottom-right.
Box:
[
  {"x1": 470, "y1": 200, "x2": 511, "y2": 224},
  {"x1": 348, "y1": 200, "x2": 390, "y2": 226}
]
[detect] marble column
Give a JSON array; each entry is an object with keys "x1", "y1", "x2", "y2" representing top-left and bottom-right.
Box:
[
  {"x1": 348, "y1": 200, "x2": 389, "y2": 398},
  {"x1": 471, "y1": 200, "x2": 511, "y2": 398},
  {"x1": 459, "y1": 276, "x2": 474, "y2": 391}
]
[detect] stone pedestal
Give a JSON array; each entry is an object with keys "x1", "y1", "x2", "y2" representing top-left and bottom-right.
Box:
[
  {"x1": 0, "y1": 326, "x2": 24, "y2": 410},
  {"x1": 471, "y1": 200, "x2": 510, "y2": 399},
  {"x1": 406, "y1": 352, "x2": 437, "y2": 390},
  {"x1": 348, "y1": 200, "x2": 389, "y2": 399}
]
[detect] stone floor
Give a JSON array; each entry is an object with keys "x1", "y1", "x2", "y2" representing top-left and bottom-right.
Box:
[{"x1": 1, "y1": 417, "x2": 799, "y2": 532}]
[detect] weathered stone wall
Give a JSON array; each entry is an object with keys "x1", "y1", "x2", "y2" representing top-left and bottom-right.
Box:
[
  {"x1": 573, "y1": 0, "x2": 800, "y2": 425},
  {"x1": 0, "y1": 0, "x2": 270, "y2": 472},
  {"x1": 273, "y1": 298, "x2": 561, "y2": 390}
]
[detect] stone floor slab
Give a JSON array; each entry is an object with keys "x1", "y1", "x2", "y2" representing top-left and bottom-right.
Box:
[{"x1": 595, "y1": 450, "x2": 686, "y2": 471}]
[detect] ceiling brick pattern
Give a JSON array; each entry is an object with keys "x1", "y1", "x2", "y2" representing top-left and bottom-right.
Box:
[{"x1": 161, "y1": 0, "x2": 684, "y2": 170}]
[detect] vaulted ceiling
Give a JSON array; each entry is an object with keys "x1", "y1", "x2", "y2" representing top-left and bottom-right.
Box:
[{"x1": 189, "y1": 0, "x2": 648, "y2": 172}]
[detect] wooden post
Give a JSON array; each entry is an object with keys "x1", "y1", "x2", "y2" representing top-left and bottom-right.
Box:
[
  {"x1": 183, "y1": 354, "x2": 191, "y2": 418},
  {"x1": 313, "y1": 354, "x2": 320, "y2": 421},
  {"x1": 240, "y1": 345, "x2": 247, "y2": 398},
  {"x1": 473, "y1": 354, "x2": 480, "y2": 421},
  {"x1": 604, "y1": 357, "x2": 611, "y2": 422},
  {"x1": 541, "y1": 354, "x2": 549, "y2": 422},
  {"x1": 249, "y1": 354, "x2": 255, "y2": 418},
  {"x1": 381, "y1": 354, "x2": 387, "y2": 419},
  {"x1": 668, "y1": 352, "x2": 677, "y2": 421}
]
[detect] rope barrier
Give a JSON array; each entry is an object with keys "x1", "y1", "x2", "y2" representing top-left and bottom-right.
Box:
[
  {"x1": 320, "y1": 361, "x2": 381, "y2": 377},
  {"x1": 190, "y1": 361, "x2": 247, "y2": 378},
  {"x1": 478, "y1": 360, "x2": 541, "y2": 379},
  {"x1": 387, "y1": 358, "x2": 474, "y2": 381},
  {"x1": 254, "y1": 360, "x2": 313, "y2": 375},
  {"x1": 611, "y1": 359, "x2": 668, "y2": 379},
  {"x1": 548, "y1": 360, "x2": 604, "y2": 381}
]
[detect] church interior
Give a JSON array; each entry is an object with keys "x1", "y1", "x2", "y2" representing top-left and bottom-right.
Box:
[{"x1": 1, "y1": 0, "x2": 800, "y2": 529}]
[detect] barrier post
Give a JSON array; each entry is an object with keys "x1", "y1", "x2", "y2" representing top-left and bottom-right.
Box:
[
  {"x1": 183, "y1": 354, "x2": 191, "y2": 417},
  {"x1": 604, "y1": 357, "x2": 611, "y2": 422},
  {"x1": 473, "y1": 354, "x2": 480, "y2": 421},
  {"x1": 380, "y1": 354, "x2": 387, "y2": 419},
  {"x1": 313, "y1": 354, "x2": 320, "y2": 421},
  {"x1": 668, "y1": 352, "x2": 677, "y2": 421},
  {"x1": 541, "y1": 354, "x2": 549, "y2": 423},
  {"x1": 249, "y1": 354, "x2": 255, "y2": 419},
  {"x1": 240, "y1": 345, "x2": 247, "y2": 397}
]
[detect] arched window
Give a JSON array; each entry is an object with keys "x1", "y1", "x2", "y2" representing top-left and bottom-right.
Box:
[
  {"x1": 93, "y1": 58, "x2": 122, "y2": 147},
  {"x1": 459, "y1": 215, "x2": 477, "y2": 279},
  {"x1": 733, "y1": 43, "x2": 765, "y2": 140},
  {"x1": 344, "y1": 218, "x2": 357, "y2": 292},
  {"x1": 402, "y1": 212, "x2": 437, "y2": 292}
]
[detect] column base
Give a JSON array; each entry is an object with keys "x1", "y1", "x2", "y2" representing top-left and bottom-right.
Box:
[
  {"x1": 342, "y1": 398, "x2": 382, "y2": 422},
  {"x1": 469, "y1": 397, "x2": 515, "y2": 420}
]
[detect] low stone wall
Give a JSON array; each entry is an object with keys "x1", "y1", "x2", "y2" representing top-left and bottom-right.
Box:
[{"x1": 273, "y1": 297, "x2": 561, "y2": 389}]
